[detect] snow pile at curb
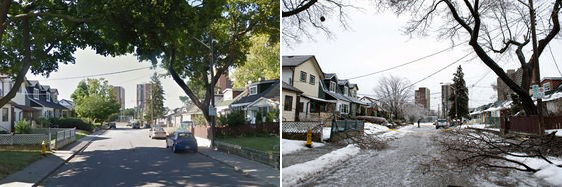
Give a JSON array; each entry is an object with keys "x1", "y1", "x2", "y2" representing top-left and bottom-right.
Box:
[
  {"x1": 282, "y1": 144, "x2": 360, "y2": 186},
  {"x1": 545, "y1": 129, "x2": 562, "y2": 137},
  {"x1": 322, "y1": 127, "x2": 331, "y2": 140},
  {"x1": 462, "y1": 123, "x2": 500, "y2": 131},
  {"x1": 282, "y1": 139, "x2": 325, "y2": 155},
  {"x1": 505, "y1": 155, "x2": 562, "y2": 186},
  {"x1": 364, "y1": 123, "x2": 390, "y2": 135}
]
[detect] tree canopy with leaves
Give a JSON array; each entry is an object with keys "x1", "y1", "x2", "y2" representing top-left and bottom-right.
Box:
[
  {"x1": 232, "y1": 34, "x2": 280, "y2": 88},
  {"x1": 71, "y1": 78, "x2": 120, "y2": 124}
]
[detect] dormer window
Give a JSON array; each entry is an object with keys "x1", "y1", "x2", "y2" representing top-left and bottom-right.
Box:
[
  {"x1": 33, "y1": 88, "x2": 39, "y2": 99},
  {"x1": 47, "y1": 92, "x2": 51, "y2": 102},
  {"x1": 344, "y1": 86, "x2": 349, "y2": 96},
  {"x1": 249, "y1": 86, "x2": 258, "y2": 95},
  {"x1": 330, "y1": 81, "x2": 336, "y2": 92}
]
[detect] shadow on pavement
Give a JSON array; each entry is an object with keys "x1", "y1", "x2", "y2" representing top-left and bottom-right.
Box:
[{"x1": 40, "y1": 147, "x2": 261, "y2": 187}]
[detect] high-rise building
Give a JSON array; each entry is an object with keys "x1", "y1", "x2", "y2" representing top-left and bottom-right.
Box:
[
  {"x1": 112, "y1": 86, "x2": 125, "y2": 109},
  {"x1": 136, "y1": 83, "x2": 152, "y2": 114},
  {"x1": 497, "y1": 68, "x2": 523, "y2": 101},
  {"x1": 415, "y1": 87, "x2": 430, "y2": 109},
  {"x1": 441, "y1": 83, "x2": 454, "y2": 118}
]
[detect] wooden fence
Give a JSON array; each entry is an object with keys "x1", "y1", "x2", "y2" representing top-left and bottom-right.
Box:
[{"x1": 503, "y1": 115, "x2": 562, "y2": 135}]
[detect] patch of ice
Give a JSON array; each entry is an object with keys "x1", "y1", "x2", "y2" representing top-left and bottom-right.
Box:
[
  {"x1": 282, "y1": 139, "x2": 325, "y2": 155},
  {"x1": 282, "y1": 144, "x2": 360, "y2": 186}
]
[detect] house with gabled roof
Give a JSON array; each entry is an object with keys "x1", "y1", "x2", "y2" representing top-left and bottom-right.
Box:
[
  {"x1": 231, "y1": 79, "x2": 280, "y2": 124},
  {"x1": 26, "y1": 80, "x2": 66, "y2": 119},
  {"x1": 282, "y1": 55, "x2": 336, "y2": 121},
  {"x1": 282, "y1": 82, "x2": 302, "y2": 121}
]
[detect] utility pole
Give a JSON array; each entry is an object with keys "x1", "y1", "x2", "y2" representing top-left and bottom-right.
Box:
[
  {"x1": 209, "y1": 35, "x2": 216, "y2": 148},
  {"x1": 529, "y1": 0, "x2": 545, "y2": 135}
]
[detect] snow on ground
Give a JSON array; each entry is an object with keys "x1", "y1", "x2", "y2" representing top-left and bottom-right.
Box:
[
  {"x1": 282, "y1": 144, "x2": 360, "y2": 186},
  {"x1": 462, "y1": 123, "x2": 500, "y2": 131},
  {"x1": 282, "y1": 139, "x2": 325, "y2": 155},
  {"x1": 545, "y1": 129, "x2": 562, "y2": 137},
  {"x1": 364, "y1": 123, "x2": 390, "y2": 135},
  {"x1": 505, "y1": 154, "x2": 562, "y2": 186}
]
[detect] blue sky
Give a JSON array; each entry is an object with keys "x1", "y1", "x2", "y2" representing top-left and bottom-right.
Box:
[{"x1": 283, "y1": 1, "x2": 562, "y2": 111}]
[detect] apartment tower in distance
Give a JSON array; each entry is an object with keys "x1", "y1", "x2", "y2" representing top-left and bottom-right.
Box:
[
  {"x1": 415, "y1": 87, "x2": 430, "y2": 109},
  {"x1": 136, "y1": 83, "x2": 152, "y2": 117},
  {"x1": 112, "y1": 86, "x2": 125, "y2": 110}
]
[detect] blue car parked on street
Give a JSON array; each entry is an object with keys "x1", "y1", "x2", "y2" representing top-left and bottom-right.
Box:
[{"x1": 166, "y1": 131, "x2": 198, "y2": 153}]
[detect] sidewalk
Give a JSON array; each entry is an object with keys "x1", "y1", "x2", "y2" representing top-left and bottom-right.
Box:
[
  {"x1": 198, "y1": 147, "x2": 280, "y2": 187},
  {"x1": 0, "y1": 129, "x2": 106, "y2": 187}
]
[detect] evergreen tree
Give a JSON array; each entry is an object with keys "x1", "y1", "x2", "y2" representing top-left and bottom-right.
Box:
[
  {"x1": 448, "y1": 65, "x2": 469, "y2": 120},
  {"x1": 145, "y1": 73, "x2": 166, "y2": 125}
]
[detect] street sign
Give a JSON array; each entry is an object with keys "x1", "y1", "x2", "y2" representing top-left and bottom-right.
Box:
[
  {"x1": 538, "y1": 87, "x2": 545, "y2": 99},
  {"x1": 208, "y1": 107, "x2": 217, "y2": 116},
  {"x1": 532, "y1": 84, "x2": 539, "y2": 98}
]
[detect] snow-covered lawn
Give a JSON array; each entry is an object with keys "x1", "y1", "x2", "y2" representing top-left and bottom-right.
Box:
[
  {"x1": 545, "y1": 129, "x2": 562, "y2": 137},
  {"x1": 282, "y1": 139, "x2": 325, "y2": 155},
  {"x1": 364, "y1": 122, "x2": 390, "y2": 135},
  {"x1": 322, "y1": 127, "x2": 331, "y2": 141},
  {"x1": 462, "y1": 123, "x2": 500, "y2": 131},
  {"x1": 505, "y1": 154, "x2": 562, "y2": 186},
  {"x1": 282, "y1": 144, "x2": 360, "y2": 186}
]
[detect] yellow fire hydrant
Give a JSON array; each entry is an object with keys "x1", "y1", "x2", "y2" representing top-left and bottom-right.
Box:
[
  {"x1": 41, "y1": 141, "x2": 47, "y2": 156},
  {"x1": 306, "y1": 128, "x2": 312, "y2": 148}
]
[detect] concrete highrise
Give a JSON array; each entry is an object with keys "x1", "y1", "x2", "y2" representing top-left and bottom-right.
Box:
[
  {"x1": 112, "y1": 86, "x2": 125, "y2": 110},
  {"x1": 415, "y1": 87, "x2": 430, "y2": 109}
]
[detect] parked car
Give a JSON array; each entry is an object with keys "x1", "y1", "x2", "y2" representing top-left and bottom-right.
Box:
[
  {"x1": 132, "y1": 121, "x2": 140, "y2": 129},
  {"x1": 149, "y1": 127, "x2": 167, "y2": 139},
  {"x1": 434, "y1": 119, "x2": 449, "y2": 129},
  {"x1": 166, "y1": 131, "x2": 198, "y2": 153},
  {"x1": 109, "y1": 122, "x2": 116, "y2": 129}
]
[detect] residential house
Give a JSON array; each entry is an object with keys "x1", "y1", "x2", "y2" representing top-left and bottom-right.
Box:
[
  {"x1": 360, "y1": 96, "x2": 380, "y2": 116},
  {"x1": 322, "y1": 74, "x2": 367, "y2": 118},
  {"x1": 59, "y1": 99, "x2": 75, "y2": 117},
  {"x1": 282, "y1": 55, "x2": 336, "y2": 121},
  {"x1": 231, "y1": 79, "x2": 280, "y2": 124},
  {"x1": 0, "y1": 76, "x2": 39, "y2": 132},
  {"x1": 282, "y1": 82, "x2": 302, "y2": 121},
  {"x1": 26, "y1": 81, "x2": 67, "y2": 119}
]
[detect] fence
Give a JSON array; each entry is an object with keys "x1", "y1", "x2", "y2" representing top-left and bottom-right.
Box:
[
  {"x1": 503, "y1": 115, "x2": 562, "y2": 135},
  {"x1": 53, "y1": 128, "x2": 76, "y2": 149},
  {"x1": 0, "y1": 134, "x2": 49, "y2": 145},
  {"x1": 215, "y1": 141, "x2": 279, "y2": 168},
  {"x1": 282, "y1": 121, "x2": 323, "y2": 142},
  {"x1": 215, "y1": 123, "x2": 279, "y2": 137},
  {"x1": 331, "y1": 120, "x2": 365, "y2": 142}
]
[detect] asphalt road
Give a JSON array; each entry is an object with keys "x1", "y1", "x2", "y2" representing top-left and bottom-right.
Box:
[{"x1": 39, "y1": 124, "x2": 261, "y2": 187}]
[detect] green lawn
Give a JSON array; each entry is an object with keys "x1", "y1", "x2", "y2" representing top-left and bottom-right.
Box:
[
  {"x1": 218, "y1": 136, "x2": 280, "y2": 153},
  {"x1": 0, "y1": 151, "x2": 43, "y2": 179}
]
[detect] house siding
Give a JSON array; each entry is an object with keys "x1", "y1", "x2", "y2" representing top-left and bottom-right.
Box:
[
  {"x1": 282, "y1": 90, "x2": 298, "y2": 121},
  {"x1": 292, "y1": 60, "x2": 322, "y2": 98}
]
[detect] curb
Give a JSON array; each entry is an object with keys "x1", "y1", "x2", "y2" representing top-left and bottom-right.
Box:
[
  {"x1": 32, "y1": 129, "x2": 107, "y2": 186},
  {"x1": 198, "y1": 149, "x2": 278, "y2": 187}
]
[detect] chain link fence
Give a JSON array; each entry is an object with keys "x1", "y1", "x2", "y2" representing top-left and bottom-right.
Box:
[{"x1": 282, "y1": 121, "x2": 324, "y2": 142}]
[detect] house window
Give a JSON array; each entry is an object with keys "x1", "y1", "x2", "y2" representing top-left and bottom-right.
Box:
[
  {"x1": 309, "y1": 75, "x2": 315, "y2": 85},
  {"x1": 330, "y1": 81, "x2": 336, "y2": 92},
  {"x1": 0, "y1": 81, "x2": 3, "y2": 96},
  {"x1": 249, "y1": 86, "x2": 258, "y2": 95},
  {"x1": 310, "y1": 102, "x2": 318, "y2": 113},
  {"x1": 298, "y1": 102, "x2": 304, "y2": 112},
  {"x1": 300, "y1": 71, "x2": 307, "y2": 82},
  {"x1": 544, "y1": 82, "x2": 551, "y2": 91},
  {"x1": 344, "y1": 86, "x2": 349, "y2": 96},
  {"x1": 2, "y1": 108, "x2": 8, "y2": 122},
  {"x1": 288, "y1": 78, "x2": 293, "y2": 85},
  {"x1": 34, "y1": 88, "x2": 39, "y2": 99},
  {"x1": 47, "y1": 92, "x2": 51, "y2": 102},
  {"x1": 284, "y1": 96, "x2": 293, "y2": 111}
]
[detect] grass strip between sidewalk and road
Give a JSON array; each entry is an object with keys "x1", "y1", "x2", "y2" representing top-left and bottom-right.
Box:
[
  {"x1": 218, "y1": 136, "x2": 279, "y2": 153},
  {"x1": 76, "y1": 130, "x2": 92, "y2": 140},
  {"x1": 0, "y1": 150, "x2": 45, "y2": 179}
]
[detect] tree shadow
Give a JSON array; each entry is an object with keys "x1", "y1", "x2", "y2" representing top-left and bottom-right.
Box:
[{"x1": 40, "y1": 147, "x2": 263, "y2": 186}]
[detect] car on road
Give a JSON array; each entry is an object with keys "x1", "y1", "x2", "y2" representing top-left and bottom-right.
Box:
[
  {"x1": 166, "y1": 131, "x2": 198, "y2": 153},
  {"x1": 149, "y1": 127, "x2": 167, "y2": 139},
  {"x1": 131, "y1": 121, "x2": 140, "y2": 129},
  {"x1": 109, "y1": 122, "x2": 116, "y2": 129},
  {"x1": 434, "y1": 119, "x2": 449, "y2": 129}
]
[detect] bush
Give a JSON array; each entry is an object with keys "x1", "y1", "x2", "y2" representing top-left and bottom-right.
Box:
[
  {"x1": 224, "y1": 110, "x2": 246, "y2": 127},
  {"x1": 255, "y1": 112, "x2": 263, "y2": 124},
  {"x1": 51, "y1": 118, "x2": 94, "y2": 132},
  {"x1": 15, "y1": 120, "x2": 32, "y2": 134},
  {"x1": 36, "y1": 117, "x2": 51, "y2": 128},
  {"x1": 266, "y1": 109, "x2": 278, "y2": 123}
]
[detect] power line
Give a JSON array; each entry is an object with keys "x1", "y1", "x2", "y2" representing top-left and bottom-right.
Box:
[
  {"x1": 39, "y1": 66, "x2": 152, "y2": 81},
  {"x1": 408, "y1": 52, "x2": 474, "y2": 87},
  {"x1": 346, "y1": 42, "x2": 467, "y2": 80}
]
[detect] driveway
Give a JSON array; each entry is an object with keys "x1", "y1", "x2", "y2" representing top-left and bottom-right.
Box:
[{"x1": 39, "y1": 124, "x2": 262, "y2": 186}]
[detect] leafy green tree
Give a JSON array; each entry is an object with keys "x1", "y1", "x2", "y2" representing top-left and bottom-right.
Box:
[
  {"x1": 144, "y1": 73, "x2": 166, "y2": 124},
  {"x1": 232, "y1": 34, "x2": 280, "y2": 88},
  {"x1": 72, "y1": 79, "x2": 120, "y2": 124},
  {"x1": 448, "y1": 65, "x2": 469, "y2": 120}
]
